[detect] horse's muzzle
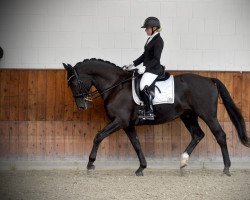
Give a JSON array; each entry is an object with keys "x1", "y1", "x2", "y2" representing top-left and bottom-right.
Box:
[{"x1": 77, "y1": 100, "x2": 92, "y2": 110}]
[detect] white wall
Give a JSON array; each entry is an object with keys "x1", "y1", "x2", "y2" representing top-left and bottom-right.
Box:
[{"x1": 0, "y1": 0, "x2": 249, "y2": 71}]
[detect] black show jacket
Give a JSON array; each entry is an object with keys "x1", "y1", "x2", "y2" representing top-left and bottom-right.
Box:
[{"x1": 133, "y1": 33, "x2": 164, "y2": 75}]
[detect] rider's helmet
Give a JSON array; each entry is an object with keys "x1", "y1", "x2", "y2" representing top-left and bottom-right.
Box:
[{"x1": 141, "y1": 17, "x2": 161, "y2": 29}]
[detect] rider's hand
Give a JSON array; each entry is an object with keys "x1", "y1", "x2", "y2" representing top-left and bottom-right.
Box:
[
  {"x1": 123, "y1": 63, "x2": 135, "y2": 71},
  {"x1": 138, "y1": 66, "x2": 146, "y2": 74}
]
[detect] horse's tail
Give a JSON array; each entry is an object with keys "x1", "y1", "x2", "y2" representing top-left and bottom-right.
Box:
[{"x1": 211, "y1": 78, "x2": 250, "y2": 147}]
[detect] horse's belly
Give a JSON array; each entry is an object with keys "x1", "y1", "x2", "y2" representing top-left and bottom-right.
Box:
[{"x1": 140, "y1": 104, "x2": 184, "y2": 125}]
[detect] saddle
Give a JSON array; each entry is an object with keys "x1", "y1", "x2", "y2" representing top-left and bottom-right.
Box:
[{"x1": 134, "y1": 71, "x2": 171, "y2": 101}]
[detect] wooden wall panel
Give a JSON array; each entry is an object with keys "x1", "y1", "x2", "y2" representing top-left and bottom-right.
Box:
[
  {"x1": 37, "y1": 121, "x2": 46, "y2": 160},
  {"x1": 0, "y1": 70, "x2": 10, "y2": 120},
  {"x1": 55, "y1": 121, "x2": 65, "y2": 158},
  {"x1": 9, "y1": 71, "x2": 19, "y2": 121},
  {"x1": 0, "y1": 122, "x2": 9, "y2": 159},
  {"x1": 0, "y1": 69, "x2": 249, "y2": 161},
  {"x1": 9, "y1": 121, "x2": 19, "y2": 159},
  {"x1": 55, "y1": 71, "x2": 66, "y2": 120},
  {"x1": 18, "y1": 121, "x2": 28, "y2": 160},
  {"x1": 162, "y1": 123, "x2": 173, "y2": 158},
  {"x1": 242, "y1": 73, "x2": 250, "y2": 121},
  {"x1": 18, "y1": 71, "x2": 28, "y2": 121},
  {"x1": 108, "y1": 131, "x2": 118, "y2": 159},
  {"x1": 46, "y1": 71, "x2": 56, "y2": 121},
  {"x1": 27, "y1": 71, "x2": 38, "y2": 121},
  {"x1": 145, "y1": 125, "x2": 155, "y2": 157},
  {"x1": 154, "y1": 124, "x2": 164, "y2": 158},
  {"x1": 72, "y1": 121, "x2": 84, "y2": 158},
  {"x1": 37, "y1": 71, "x2": 47, "y2": 121},
  {"x1": 27, "y1": 121, "x2": 37, "y2": 160},
  {"x1": 45, "y1": 121, "x2": 55, "y2": 159},
  {"x1": 64, "y1": 121, "x2": 74, "y2": 158}
]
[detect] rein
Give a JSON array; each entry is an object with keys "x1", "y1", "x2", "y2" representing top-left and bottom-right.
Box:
[
  {"x1": 91, "y1": 76, "x2": 135, "y2": 100},
  {"x1": 68, "y1": 70, "x2": 138, "y2": 101}
]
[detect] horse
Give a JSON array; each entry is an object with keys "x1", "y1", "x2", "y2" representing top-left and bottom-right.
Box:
[
  {"x1": 63, "y1": 58, "x2": 250, "y2": 176},
  {"x1": 0, "y1": 46, "x2": 3, "y2": 59}
]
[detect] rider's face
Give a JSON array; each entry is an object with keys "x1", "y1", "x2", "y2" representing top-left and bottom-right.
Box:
[
  {"x1": 145, "y1": 27, "x2": 152, "y2": 36},
  {"x1": 145, "y1": 27, "x2": 157, "y2": 36}
]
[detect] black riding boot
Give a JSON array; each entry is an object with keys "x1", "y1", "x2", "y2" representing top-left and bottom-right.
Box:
[{"x1": 140, "y1": 86, "x2": 155, "y2": 120}]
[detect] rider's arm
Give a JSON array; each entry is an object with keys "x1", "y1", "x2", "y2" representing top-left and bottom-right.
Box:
[{"x1": 133, "y1": 53, "x2": 144, "y2": 67}]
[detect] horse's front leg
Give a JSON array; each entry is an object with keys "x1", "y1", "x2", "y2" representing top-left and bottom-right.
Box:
[
  {"x1": 124, "y1": 126, "x2": 147, "y2": 176},
  {"x1": 87, "y1": 119, "x2": 121, "y2": 170}
]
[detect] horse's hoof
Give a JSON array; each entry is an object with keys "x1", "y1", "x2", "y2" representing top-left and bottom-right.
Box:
[
  {"x1": 223, "y1": 168, "x2": 231, "y2": 176},
  {"x1": 87, "y1": 164, "x2": 95, "y2": 170},
  {"x1": 135, "y1": 170, "x2": 144, "y2": 176}
]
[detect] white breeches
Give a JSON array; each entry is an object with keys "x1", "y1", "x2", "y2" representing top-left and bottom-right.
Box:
[{"x1": 140, "y1": 72, "x2": 158, "y2": 91}]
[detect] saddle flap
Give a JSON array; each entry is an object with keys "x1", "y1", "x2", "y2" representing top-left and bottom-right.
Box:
[
  {"x1": 132, "y1": 73, "x2": 174, "y2": 105},
  {"x1": 134, "y1": 75, "x2": 143, "y2": 100}
]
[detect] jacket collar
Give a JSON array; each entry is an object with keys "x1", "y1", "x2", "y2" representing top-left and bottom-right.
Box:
[{"x1": 145, "y1": 32, "x2": 160, "y2": 46}]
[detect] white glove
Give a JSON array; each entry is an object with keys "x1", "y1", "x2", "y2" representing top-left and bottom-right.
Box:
[
  {"x1": 123, "y1": 63, "x2": 135, "y2": 71},
  {"x1": 137, "y1": 65, "x2": 146, "y2": 74}
]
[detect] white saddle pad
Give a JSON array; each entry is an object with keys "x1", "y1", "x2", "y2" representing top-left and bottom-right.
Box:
[{"x1": 132, "y1": 75, "x2": 175, "y2": 105}]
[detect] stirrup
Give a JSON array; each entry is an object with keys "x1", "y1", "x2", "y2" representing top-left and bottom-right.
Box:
[
  {"x1": 138, "y1": 109, "x2": 155, "y2": 120},
  {"x1": 138, "y1": 114, "x2": 155, "y2": 121}
]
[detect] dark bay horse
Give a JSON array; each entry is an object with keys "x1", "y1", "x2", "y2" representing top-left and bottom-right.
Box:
[
  {"x1": 63, "y1": 58, "x2": 250, "y2": 176},
  {"x1": 0, "y1": 46, "x2": 3, "y2": 59}
]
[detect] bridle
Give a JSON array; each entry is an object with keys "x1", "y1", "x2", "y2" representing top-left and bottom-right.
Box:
[
  {"x1": 67, "y1": 70, "x2": 94, "y2": 102},
  {"x1": 67, "y1": 68, "x2": 136, "y2": 102}
]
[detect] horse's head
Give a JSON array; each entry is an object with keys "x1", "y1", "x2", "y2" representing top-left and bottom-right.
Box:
[{"x1": 63, "y1": 63, "x2": 92, "y2": 110}]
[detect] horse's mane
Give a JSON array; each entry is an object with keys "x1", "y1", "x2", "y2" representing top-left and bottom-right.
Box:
[{"x1": 77, "y1": 58, "x2": 122, "y2": 71}]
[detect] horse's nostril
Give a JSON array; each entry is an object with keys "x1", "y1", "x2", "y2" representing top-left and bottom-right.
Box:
[
  {"x1": 78, "y1": 104, "x2": 86, "y2": 110},
  {"x1": 78, "y1": 105, "x2": 84, "y2": 109}
]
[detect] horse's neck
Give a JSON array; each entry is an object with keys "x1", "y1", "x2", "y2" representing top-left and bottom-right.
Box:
[
  {"x1": 96, "y1": 72, "x2": 128, "y2": 99},
  {"x1": 79, "y1": 64, "x2": 128, "y2": 99}
]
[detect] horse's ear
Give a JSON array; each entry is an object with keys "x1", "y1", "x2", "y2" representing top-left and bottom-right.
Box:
[
  {"x1": 63, "y1": 63, "x2": 73, "y2": 71},
  {"x1": 63, "y1": 63, "x2": 68, "y2": 70},
  {"x1": 67, "y1": 64, "x2": 73, "y2": 68}
]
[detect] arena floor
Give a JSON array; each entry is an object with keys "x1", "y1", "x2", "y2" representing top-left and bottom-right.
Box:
[{"x1": 0, "y1": 167, "x2": 250, "y2": 200}]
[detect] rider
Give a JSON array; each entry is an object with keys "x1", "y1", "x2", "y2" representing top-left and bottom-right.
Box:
[{"x1": 125, "y1": 16, "x2": 164, "y2": 120}]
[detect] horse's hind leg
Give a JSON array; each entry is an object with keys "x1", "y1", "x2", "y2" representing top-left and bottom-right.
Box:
[
  {"x1": 180, "y1": 113, "x2": 205, "y2": 168},
  {"x1": 124, "y1": 126, "x2": 147, "y2": 176},
  {"x1": 205, "y1": 117, "x2": 231, "y2": 176}
]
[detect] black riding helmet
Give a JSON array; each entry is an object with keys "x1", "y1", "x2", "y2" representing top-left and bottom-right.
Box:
[{"x1": 141, "y1": 17, "x2": 161, "y2": 29}]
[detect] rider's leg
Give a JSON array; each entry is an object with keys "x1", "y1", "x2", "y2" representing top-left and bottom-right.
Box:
[
  {"x1": 140, "y1": 72, "x2": 158, "y2": 119},
  {"x1": 139, "y1": 72, "x2": 158, "y2": 91},
  {"x1": 141, "y1": 86, "x2": 154, "y2": 114}
]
